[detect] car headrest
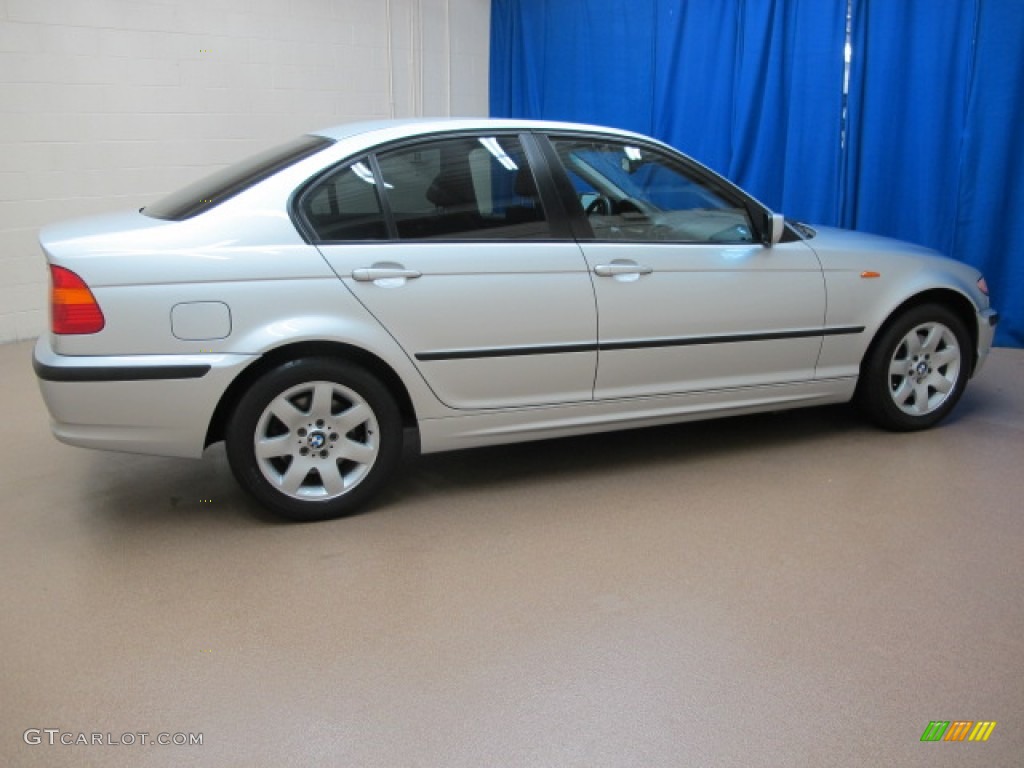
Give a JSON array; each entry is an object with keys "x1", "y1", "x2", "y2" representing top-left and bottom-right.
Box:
[
  {"x1": 426, "y1": 170, "x2": 477, "y2": 208},
  {"x1": 513, "y1": 167, "x2": 538, "y2": 198}
]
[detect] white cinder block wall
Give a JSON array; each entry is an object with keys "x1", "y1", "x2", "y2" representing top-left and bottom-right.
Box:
[{"x1": 0, "y1": 0, "x2": 490, "y2": 343}]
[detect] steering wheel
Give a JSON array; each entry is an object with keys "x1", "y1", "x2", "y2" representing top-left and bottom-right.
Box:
[
  {"x1": 585, "y1": 196, "x2": 612, "y2": 216},
  {"x1": 709, "y1": 224, "x2": 754, "y2": 242},
  {"x1": 616, "y1": 198, "x2": 644, "y2": 215}
]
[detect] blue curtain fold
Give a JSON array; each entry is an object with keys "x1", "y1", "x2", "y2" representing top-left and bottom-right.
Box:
[
  {"x1": 951, "y1": 1, "x2": 1024, "y2": 347},
  {"x1": 727, "y1": 0, "x2": 846, "y2": 222},
  {"x1": 489, "y1": 0, "x2": 657, "y2": 135},
  {"x1": 841, "y1": 0, "x2": 976, "y2": 255},
  {"x1": 490, "y1": 0, "x2": 1023, "y2": 346},
  {"x1": 651, "y1": 0, "x2": 740, "y2": 176}
]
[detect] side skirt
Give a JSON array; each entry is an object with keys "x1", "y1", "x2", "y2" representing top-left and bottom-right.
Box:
[{"x1": 417, "y1": 377, "x2": 858, "y2": 454}]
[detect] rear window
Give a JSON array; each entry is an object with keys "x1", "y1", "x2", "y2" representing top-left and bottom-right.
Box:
[{"x1": 143, "y1": 134, "x2": 333, "y2": 221}]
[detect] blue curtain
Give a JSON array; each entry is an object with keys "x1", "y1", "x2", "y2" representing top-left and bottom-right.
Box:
[
  {"x1": 726, "y1": 0, "x2": 847, "y2": 223},
  {"x1": 489, "y1": 0, "x2": 657, "y2": 135},
  {"x1": 841, "y1": 0, "x2": 976, "y2": 256},
  {"x1": 492, "y1": 0, "x2": 845, "y2": 221},
  {"x1": 490, "y1": 0, "x2": 1023, "y2": 346},
  {"x1": 651, "y1": 1, "x2": 740, "y2": 176},
  {"x1": 951, "y1": 1, "x2": 1024, "y2": 347}
]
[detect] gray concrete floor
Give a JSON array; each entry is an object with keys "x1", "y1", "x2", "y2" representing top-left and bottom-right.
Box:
[{"x1": 2, "y1": 339, "x2": 1022, "y2": 768}]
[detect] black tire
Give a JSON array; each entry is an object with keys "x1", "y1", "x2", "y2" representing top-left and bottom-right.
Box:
[
  {"x1": 857, "y1": 304, "x2": 972, "y2": 431},
  {"x1": 225, "y1": 357, "x2": 402, "y2": 521}
]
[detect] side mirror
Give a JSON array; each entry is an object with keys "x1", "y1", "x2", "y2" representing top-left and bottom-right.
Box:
[{"x1": 762, "y1": 212, "x2": 785, "y2": 247}]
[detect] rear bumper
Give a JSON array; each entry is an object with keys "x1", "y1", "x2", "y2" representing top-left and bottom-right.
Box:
[{"x1": 33, "y1": 337, "x2": 257, "y2": 459}]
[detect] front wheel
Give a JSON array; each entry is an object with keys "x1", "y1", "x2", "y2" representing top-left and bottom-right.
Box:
[
  {"x1": 226, "y1": 358, "x2": 402, "y2": 521},
  {"x1": 857, "y1": 304, "x2": 972, "y2": 431}
]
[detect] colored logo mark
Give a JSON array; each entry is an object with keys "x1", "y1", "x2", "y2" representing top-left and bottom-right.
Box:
[{"x1": 920, "y1": 720, "x2": 996, "y2": 742}]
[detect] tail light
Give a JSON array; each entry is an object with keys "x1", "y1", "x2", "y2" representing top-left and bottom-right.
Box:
[{"x1": 50, "y1": 265, "x2": 105, "y2": 334}]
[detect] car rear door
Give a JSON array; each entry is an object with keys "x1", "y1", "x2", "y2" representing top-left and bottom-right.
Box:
[
  {"x1": 303, "y1": 133, "x2": 597, "y2": 410},
  {"x1": 542, "y1": 134, "x2": 827, "y2": 400}
]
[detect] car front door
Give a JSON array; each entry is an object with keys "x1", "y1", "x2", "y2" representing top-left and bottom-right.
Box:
[
  {"x1": 544, "y1": 135, "x2": 827, "y2": 400},
  {"x1": 302, "y1": 133, "x2": 597, "y2": 410}
]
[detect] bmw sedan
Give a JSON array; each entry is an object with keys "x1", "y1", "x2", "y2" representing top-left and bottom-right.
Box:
[{"x1": 33, "y1": 119, "x2": 1000, "y2": 520}]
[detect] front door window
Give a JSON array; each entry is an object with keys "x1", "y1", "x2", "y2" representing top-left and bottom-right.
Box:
[{"x1": 553, "y1": 139, "x2": 754, "y2": 243}]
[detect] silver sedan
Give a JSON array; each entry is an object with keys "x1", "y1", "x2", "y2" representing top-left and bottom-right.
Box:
[{"x1": 33, "y1": 119, "x2": 1000, "y2": 520}]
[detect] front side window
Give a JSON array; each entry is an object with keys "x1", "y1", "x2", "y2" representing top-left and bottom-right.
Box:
[
  {"x1": 375, "y1": 135, "x2": 550, "y2": 240},
  {"x1": 552, "y1": 138, "x2": 754, "y2": 243},
  {"x1": 300, "y1": 158, "x2": 388, "y2": 241}
]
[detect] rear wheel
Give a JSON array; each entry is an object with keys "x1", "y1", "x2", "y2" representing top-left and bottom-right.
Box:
[
  {"x1": 858, "y1": 304, "x2": 972, "y2": 431},
  {"x1": 226, "y1": 358, "x2": 402, "y2": 521}
]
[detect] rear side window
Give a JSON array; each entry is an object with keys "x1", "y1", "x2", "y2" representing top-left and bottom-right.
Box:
[
  {"x1": 143, "y1": 134, "x2": 333, "y2": 221},
  {"x1": 300, "y1": 159, "x2": 389, "y2": 241},
  {"x1": 376, "y1": 135, "x2": 550, "y2": 240}
]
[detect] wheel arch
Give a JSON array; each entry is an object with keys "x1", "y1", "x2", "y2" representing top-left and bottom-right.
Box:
[
  {"x1": 205, "y1": 340, "x2": 418, "y2": 448},
  {"x1": 860, "y1": 288, "x2": 979, "y2": 382}
]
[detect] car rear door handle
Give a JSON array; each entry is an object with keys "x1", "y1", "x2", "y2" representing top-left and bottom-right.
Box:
[
  {"x1": 352, "y1": 267, "x2": 423, "y2": 282},
  {"x1": 594, "y1": 262, "x2": 653, "y2": 277}
]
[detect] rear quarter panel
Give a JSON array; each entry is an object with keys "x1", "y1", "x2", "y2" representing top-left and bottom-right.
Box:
[{"x1": 37, "y1": 148, "x2": 454, "y2": 422}]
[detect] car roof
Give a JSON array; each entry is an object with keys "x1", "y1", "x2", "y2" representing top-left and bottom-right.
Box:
[{"x1": 307, "y1": 117, "x2": 653, "y2": 145}]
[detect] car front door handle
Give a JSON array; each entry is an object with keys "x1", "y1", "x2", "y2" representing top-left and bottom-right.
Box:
[
  {"x1": 593, "y1": 262, "x2": 653, "y2": 277},
  {"x1": 352, "y1": 267, "x2": 423, "y2": 282}
]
